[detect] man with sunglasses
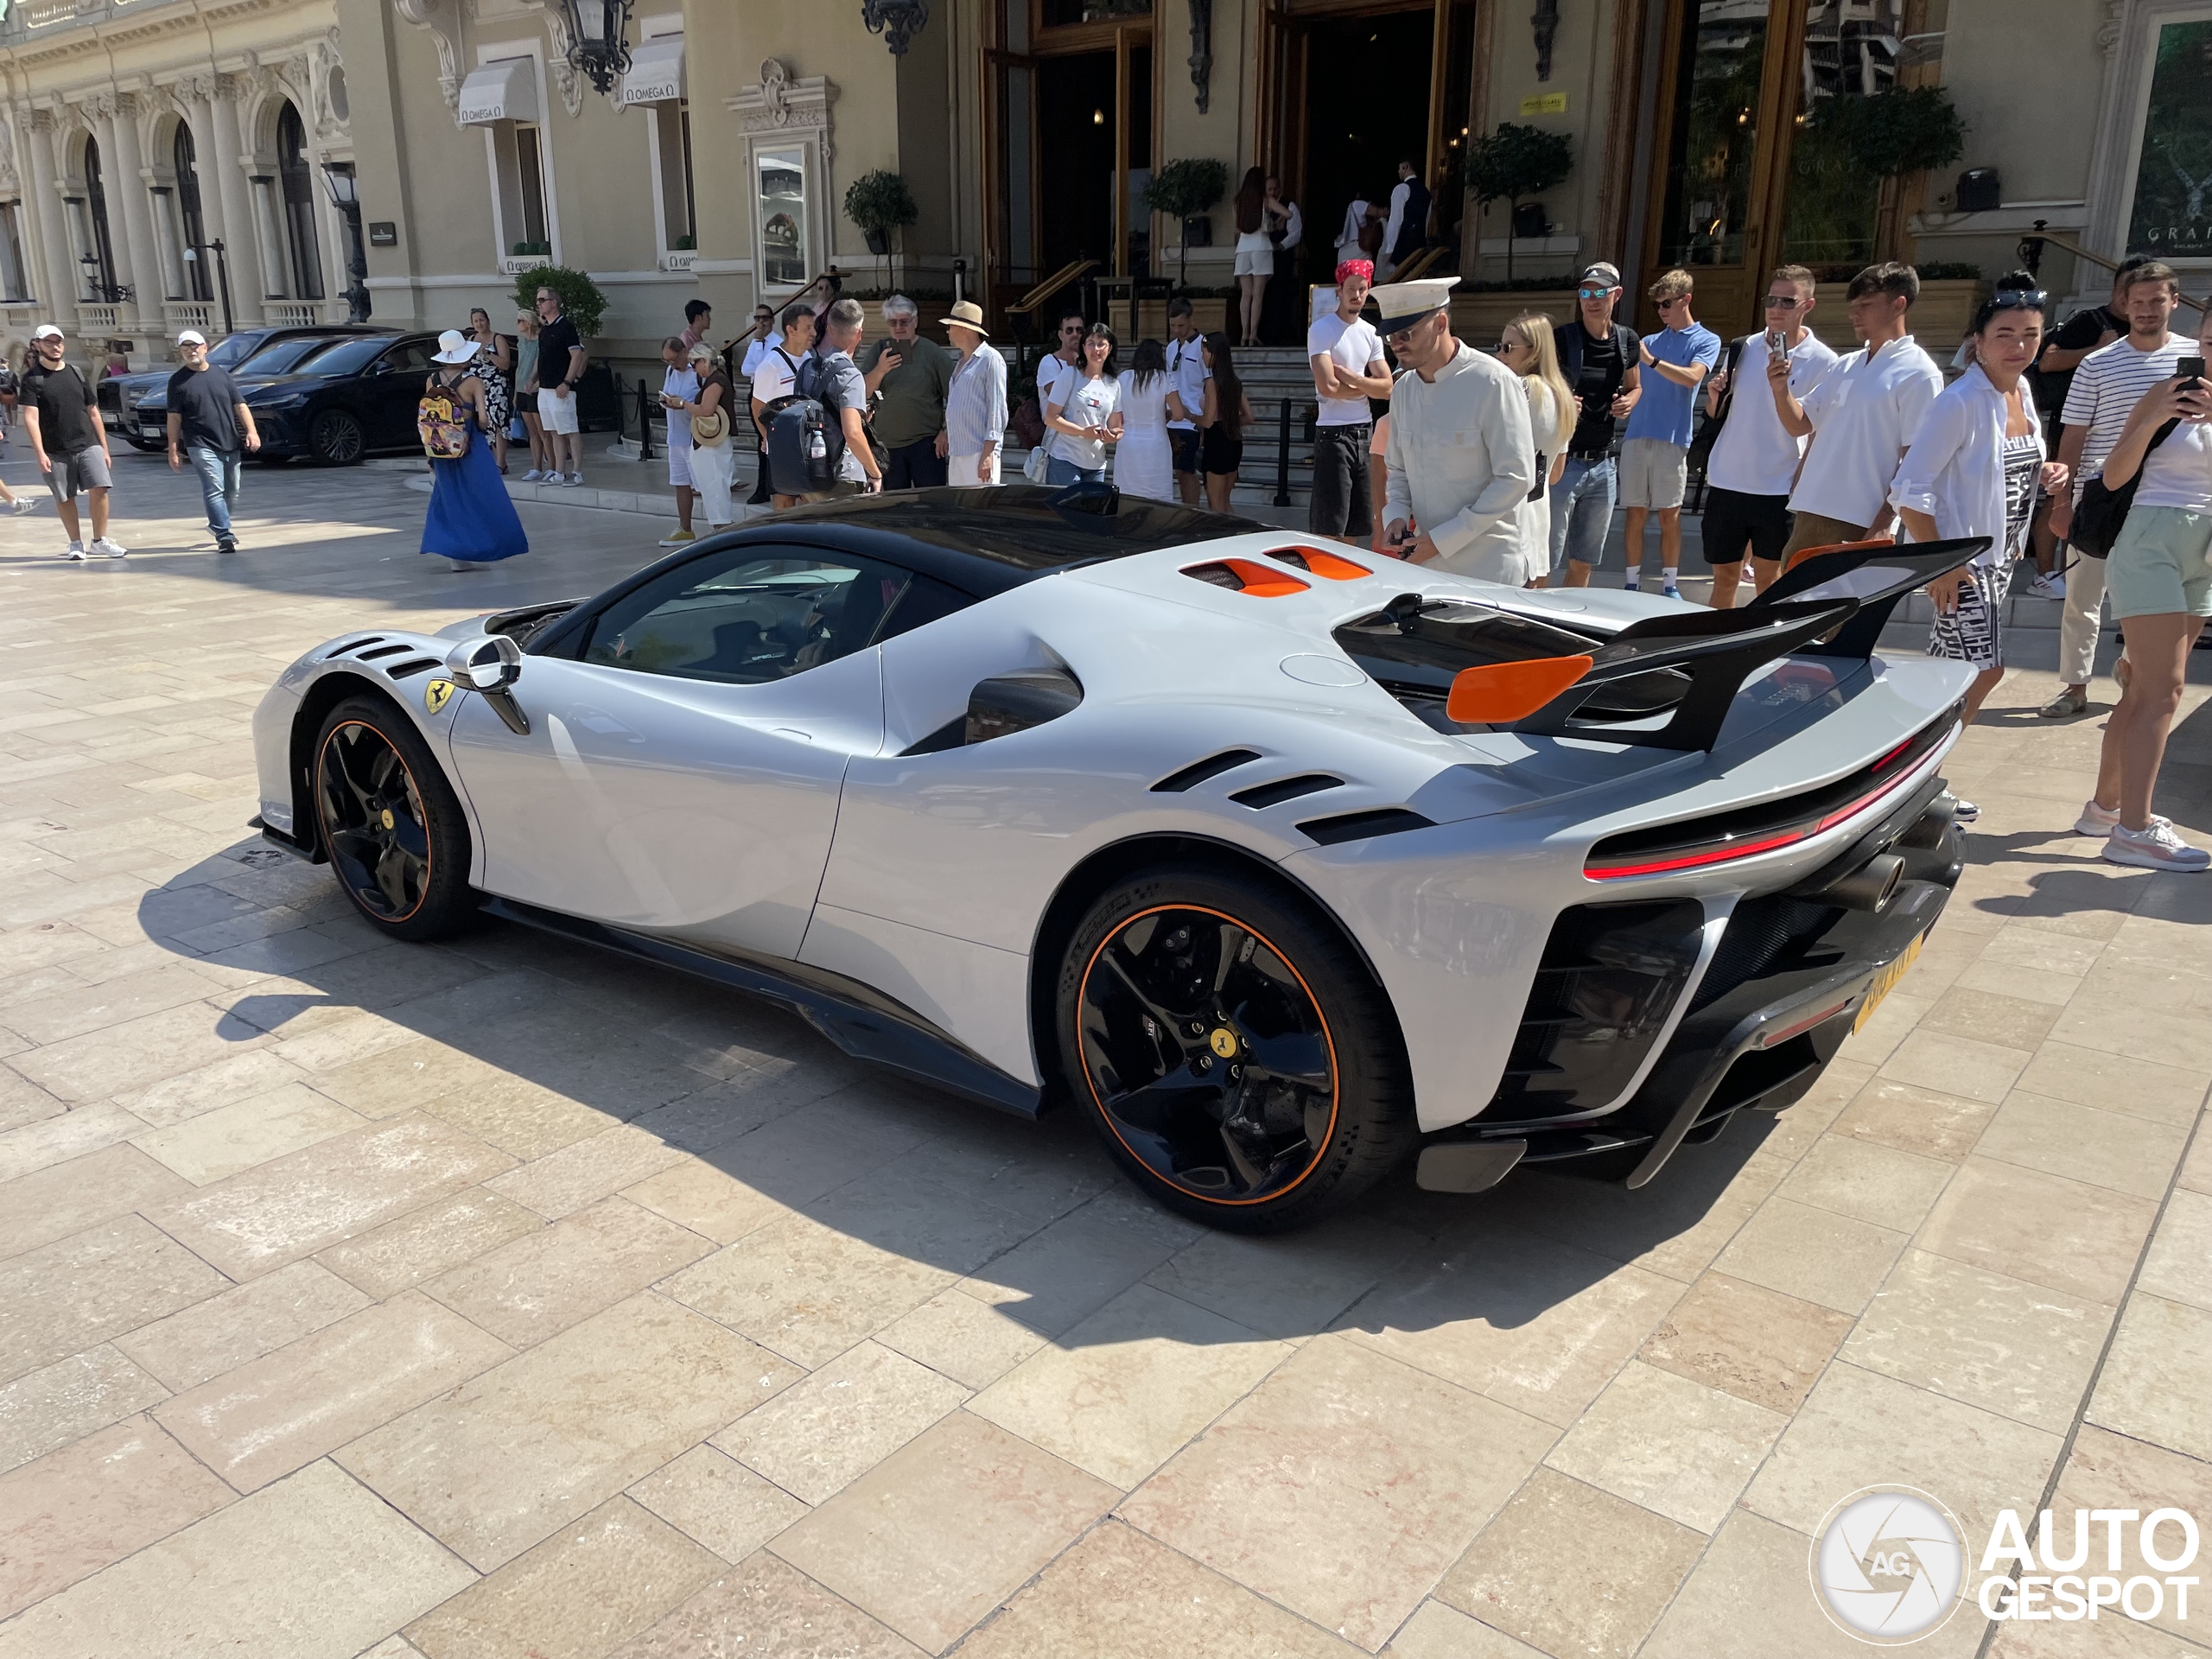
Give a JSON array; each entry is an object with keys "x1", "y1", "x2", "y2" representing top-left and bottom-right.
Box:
[
  {"x1": 739, "y1": 304, "x2": 783, "y2": 505},
  {"x1": 1618, "y1": 270, "x2": 1721, "y2": 596},
  {"x1": 1552, "y1": 262, "x2": 1643, "y2": 587},
  {"x1": 532, "y1": 286, "x2": 588, "y2": 486},
  {"x1": 1376, "y1": 277, "x2": 1535, "y2": 581}
]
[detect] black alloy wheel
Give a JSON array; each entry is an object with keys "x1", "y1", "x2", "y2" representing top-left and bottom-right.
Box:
[
  {"x1": 1058, "y1": 864, "x2": 1414, "y2": 1231},
  {"x1": 312, "y1": 697, "x2": 475, "y2": 940},
  {"x1": 309, "y1": 409, "x2": 365, "y2": 465}
]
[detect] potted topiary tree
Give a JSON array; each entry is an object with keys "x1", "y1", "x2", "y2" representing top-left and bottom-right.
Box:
[
  {"x1": 844, "y1": 169, "x2": 919, "y2": 257},
  {"x1": 1144, "y1": 158, "x2": 1230, "y2": 289},
  {"x1": 1466, "y1": 123, "x2": 1573, "y2": 282},
  {"x1": 508, "y1": 263, "x2": 607, "y2": 339}
]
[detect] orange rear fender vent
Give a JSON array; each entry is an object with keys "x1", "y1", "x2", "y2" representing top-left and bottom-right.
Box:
[
  {"x1": 1265, "y1": 545, "x2": 1373, "y2": 581},
  {"x1": 1445, "y1": 655, "x2": 1595, "y2": 725},
  {"x1": 1182, "y1": 559, "x2": 1313, "y2": 598}
]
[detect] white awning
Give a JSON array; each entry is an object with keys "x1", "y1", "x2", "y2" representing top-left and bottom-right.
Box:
[
  {"x1": 458, "y1": 60, "x2": 537, "y2": 126},
  {"x1": 617, "y1": 38, "x2": 685, "y2": 106}
]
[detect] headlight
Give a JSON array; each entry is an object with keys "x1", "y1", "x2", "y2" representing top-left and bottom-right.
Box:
[{"x1": 120, "y1": 387, "x2": 142, "y2": 410}]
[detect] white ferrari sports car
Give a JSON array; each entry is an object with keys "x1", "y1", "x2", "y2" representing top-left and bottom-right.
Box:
[{"x1": 251, "y1": 485, "x2": 1979, "y2": 1231}]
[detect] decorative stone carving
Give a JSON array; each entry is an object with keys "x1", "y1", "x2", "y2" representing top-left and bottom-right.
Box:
[
  {"x1": 2099, "y1": 0, "x2": 2126, "y2": 58},
  {"x1": 310, "y1": 29, "x2": 348, "y2": 137},
  {"x1": 27, "y1": 108, "x2": 56, "y2": 135},
  {"x1": 0, "y1": 122, "x2": 21, "y2": 197},
  {"x1": 1187, "y1": 0, "x2": 1211, "y2": 115},
  {"x1": 393, "y1": 0, "x2": 466, "y2": 123},
  {"x1": 81, "y1": 92, "x2": 116, "y2": 123},
  {"x1": 536, "y1": 0, "x2": 586, "y2": 120},
  {"x1": 734, "y1": 59, "x2": 836, "y2": 162},
  {"x1": 172, "y1": 73, "x2": 219, "y2": 105}
]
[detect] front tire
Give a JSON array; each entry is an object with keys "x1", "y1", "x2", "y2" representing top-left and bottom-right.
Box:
[
  {"x1": 309, "y1": 410, "x2": 365, "y2": 465},
  {"x1": 1056, "y1": 864, "x2": 1414, "y2": 1231},
  {"x1": 311, "y1": 696, "x2": 475, "y2": 940}
]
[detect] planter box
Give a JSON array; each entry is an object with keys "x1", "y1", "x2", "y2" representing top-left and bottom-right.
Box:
[
  {"x1": 1808, "y1": 278, "x2": 1985, "y2": 360},
  {"x1": 1452, "y1": 290, "x2": 1577, "y2": 345}
]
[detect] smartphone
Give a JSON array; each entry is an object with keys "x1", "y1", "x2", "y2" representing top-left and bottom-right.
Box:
[
  {"x1": 2182, "y1": 356, "x2": 2206, "y2": 387},
  {"x1": 1766, "y1": 328, "x2": 1789, "y2": 361}
]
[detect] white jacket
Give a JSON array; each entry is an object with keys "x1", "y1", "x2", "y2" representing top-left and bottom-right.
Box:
[
  {"x1": 1384, "y1": 343, "x2": 1536, "y2": 582},
  {"x1": 1887, "y1": 362, "x2": 2044, "y2": 566}
]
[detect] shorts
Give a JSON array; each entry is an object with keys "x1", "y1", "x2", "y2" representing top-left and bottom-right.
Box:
[
  {"x1": 537, "y1": 386, "x2": 580, "y2": 435},
  {"x1": 1779, "y1": 509, "x2": 1871, "y2": 564},
  {"x1": 1202, "y1": 424, "x2": 1243, "y2": 476},
  {"x1": 2105, "y1": 505, "x2": 2212, "y2": 620},
  {"x1": 1700, "y1": 486, "x2": 1792, "y2": 566},
  {"x1": 47, "y1": 444, "x2": 110, "y2": 500},
  {"x1": 1927, "y1": 562, "x2": 2012, "y2": 671},
  {"x1": 667, "y1": 447, "x2": 693, "y2": 488},
  {"x1": 1616, "y1": 437, "x2": 1688, "y2": 510},
  {"x1": 950, "y1": 451, "x2": 1001, "y2": 486},
  {"x1": 1234, "y1": 247, "x2": 1274, "y2": 277},
  {"x1": 1171, "y1": 429, "x2": 1203, "y2": 474}
]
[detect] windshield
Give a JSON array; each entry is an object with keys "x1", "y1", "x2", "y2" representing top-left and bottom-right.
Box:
[
  {"x1": 291, "y1": 337, "x2": 389, "y2": 377},
  {"x1": 236, "y1": 338, "x2": 334, "y2": 376},
  {"x1": 207, "y1": 335, "x2": 258, "y2": 369}
]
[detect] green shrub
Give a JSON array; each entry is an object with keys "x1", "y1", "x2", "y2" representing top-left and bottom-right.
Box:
[
  {"x1": 509, "y1": 264, "x2": 607, "y2": 338},
  {"x1": 1808, "y1": 86, "x2": 1966, "y2": 180},
  {"x1": 1145, "y1": 160, "x2": 1230, "y2": 284},
  {"x1": 843, "y1": 170, "x2": 920, "y2": 236},
  {"x1": 1466, "y1": 124, "x2": 1574, "y2": 279}
]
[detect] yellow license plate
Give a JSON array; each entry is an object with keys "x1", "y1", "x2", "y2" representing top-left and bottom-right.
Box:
[{"x1": 1853, "y1": 933, "x2": 1925, "y2": 1033}]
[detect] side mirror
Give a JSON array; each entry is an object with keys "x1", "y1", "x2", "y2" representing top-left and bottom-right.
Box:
[{"x1": 447, "y1": 633, "x2": 522, "y2": 692}]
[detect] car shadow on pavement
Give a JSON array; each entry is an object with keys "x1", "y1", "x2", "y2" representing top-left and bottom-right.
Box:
[{"x1": 136, "y1": 841, "x2": 1781, "y2": 1353}]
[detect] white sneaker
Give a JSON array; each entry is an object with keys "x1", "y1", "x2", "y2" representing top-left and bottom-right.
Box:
[
  {"x1": 59, "y1": 540, "x2": 85, "y2": 560},
  {"x1": 12, "y1": 496, "x2": 38, "y2": 514},
  {"x1": 658, "y1": 530, "x2": 697, "y2": 548},
  {"x1": 1952, "y1": 798, "x2": 1980, "y2": 823},
  {"x1": 522, "y1": 469, "x2": 545, "y2": 482},
  {"x1": 91, "y1": 537, "x2": 126, "y2": 558},
  {"x1": 2103, "y1": 820, "x2": 2212, "y2": 872},
  {"x1": 2078, "y1": 798, "x2": 2173, "y2": 836},
  {"x1": 2029, "y1": 570, "x2": 2067, "y2": 600},
  {"x1": 565, "y1": 472, "x2": 584, "y2": 486}
]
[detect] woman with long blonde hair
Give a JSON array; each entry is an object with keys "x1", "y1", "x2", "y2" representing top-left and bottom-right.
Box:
[{"x1": 1498, "y1": 311, "x2": 1577, "y2": 586}]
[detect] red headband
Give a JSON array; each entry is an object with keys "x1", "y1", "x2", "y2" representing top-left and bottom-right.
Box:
[{"x1": 1335, "y1": 259, "x2": 1374, "y2": 287}]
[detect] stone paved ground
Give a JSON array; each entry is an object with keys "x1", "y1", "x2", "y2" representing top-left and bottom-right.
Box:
[{"x1": 1, "y1": 448, "x2": 2209, "y2": 1658}]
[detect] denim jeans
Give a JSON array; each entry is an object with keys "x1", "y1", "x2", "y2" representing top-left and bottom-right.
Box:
[
  {"x1": 1548, "y1": 454, "x2": 1616, "y2": 574},
  {"x1": 1046, "y1": 456, "x2": 1106, "y2": 486},
  {"x1": 187, "y1": 444, "x2": 242, "y2": 539}
]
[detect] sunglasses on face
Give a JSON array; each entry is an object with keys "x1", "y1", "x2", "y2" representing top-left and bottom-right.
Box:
[
  {"x1": 1577, "y1": 287, "x2": 1613, "y2": 301},
  {"x1": 1764, "y1": 296, "x2": 1805, "y2": 308}
]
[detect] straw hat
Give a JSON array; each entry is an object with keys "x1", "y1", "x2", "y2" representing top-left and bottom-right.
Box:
[{"x1": 939, "y1": 300, "x2": 989, "y2": 338}]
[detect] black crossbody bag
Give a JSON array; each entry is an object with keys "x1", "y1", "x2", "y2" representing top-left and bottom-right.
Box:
[
  {"x1": 2071, "y1": 417, "x2": 2183, "y2": 559},
  {"x1": 1686, "y1": 335, "x2": 1749, "y2": 476}
]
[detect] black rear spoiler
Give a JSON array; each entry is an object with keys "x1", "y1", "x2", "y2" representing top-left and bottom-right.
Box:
[{"x1": 1497, "y1": 537, "x2": 1989, "y2": 753}]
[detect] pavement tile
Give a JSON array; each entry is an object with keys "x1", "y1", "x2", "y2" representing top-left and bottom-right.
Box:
[
  {"x1": 874, "y1": 1289, "x2": 1049, "y2": 1390},
  {"x1": 315, "y1": 1189, "x2": 550, "y2": 1300},
  {"x1": 1827, "y1": 1077, "x2": 1996, "y2": 1162},
  {"x1": 1743, "y1": 1361, "x2": 2063, "y2": 1542},
  {"x1": 610, "y1": 1551, "x2": 925, "y2": 1659},
  {"x1": 1486, "y1": 1148, "x2": 1791, "y2": 1283},
  {"x1": 0, "y1": 1460, "x2": 473, "y2": 1659},
  {"x1": 626, "y1": 1445, "x2": 810, "y2": 1565},
  {"x1": 118, "y1": 1048, "x2": 315, "y2": 1128},
  {"x1": 1916, "y1": 1158, "x2": 2160, "y2": 1304},
  {"x1": 1774, "y1": 1133, "x2": 1956, "y2": 1231},
  {"x1": 1121, "y1": 1336, "x2": 1555, "y2": 1651},
  {"x1": 0, "y1": 1415, "x2": 233, "y2": 1619},
  {"x1": 0, "y1": 1141, "x2": 188, "y2": 1261},
  {"x1": 0, "y1": 1100, "x2": 149, "y2": 1182},
  {"x1": 1141, "y1": 1211, "x2": 1425, "y2": 1340},
  {"x1": 770, "y1": 1411, "x2": 1116, "y2": 1655},
  {"x1": 1711, "y1": 1195, "x2": 1907, "y2": 1315},
  {"x1": 6, "y1": 998, "x2": 274, "y2": 1103},
  {"x1": 483, "y1": 1123, "x2": 690, "y2": 1220},
  {"x1": 2086, "y1": 1292, "x2": 2212, "y2": 1462},
  {"x1": 129, "y1": 1082, "x2": 366, "y2": 1185},
  {"x1": 0, "y1": 1211, "x2": 230, "y2": 1385},
  {"x1": 2045, "y1": 1424, "x2": 2212, "y2": 1645},
  {"x1": 419, "y1": 1195, "x2": 713, "y2": 1349},
  {"x1": 1974, "y1": 1090, "x2": 2192, "y2": 1199},
  {"x1": 957, "y1": 1190, "x2": 1205, "y2": 1338},
  {"x1": 2139, "y1": 1185, "x2": 2212, "y2": 1313},
  {"x1": 2048, "y1": 996, "x2": 2212, "y2": 1075},
  {"x1": 797, "y1": 1163, "x2": 1038, "y2": 1281},
  {"x1": 309, "y1": 1038, "x2": 541, "y2": 1122},
  {"x1": 419, "y1": 1077, "x2": 630, "y2": 1160},
  {"x1": 1637, "y1": 1271, "x2": 1853, "y2": 1414},
  {"x1": 338, "y1": 1292, "x2": 800, "y2": 1572},
  {"x1": 145, "y1": 1114, "x2": 518, "y2": 1280},
  {"x1": 1918, "y1": 983, "x2": 2063, "y2": 1052},
  {"x1": 1986, "y1": 1611, "x2": 2212, "y2": 1656},
  {"x1": 0, "y1": 1067, "x2": 62, "y2": 1136},
  {"x1": 1877, "y1": 1028, "x2": 2035, "y2": 1104},
  {"x1": 959, "y1": 1519, "x2": 1364, "y2": 1659},
  {"x1": 0, "y1": 961, "x2": 230, "y2": 1046},
  {"x1": 1841, "y1": 1248, "x2": 2112, "y2": 1433},
  {"x1": 1835, "y1": 987, "x2": 1931, "y2": 1068},
  {"x1": 2013, "y1": 1040, "x2": 2209, "y2": 1126},
  {"x1": 1334, "y1": 1220, "x2": 1685, "y2": 1427},
  {"x1": 1542, "y1": 1359, "x2": 1787, "y2": 1532},
  {"x1": 1383, "y1": 1600, "x2": 1547, "y2": 1657},
  {"x1": 0, "y1": 1346, "x2": 169, "y2": 1474},
  {"x1": 969, "y1": 1284, "x2": 1290, "y2": 1489},
  {"x1": 620, "y1": 1158, "x2": 791, "y2": 1246},
  {"x1": 1435, "y1": 1467, "x2": 1704, "y2": 1659},
  {"x1": 113, "y1": 1258, "x2": 372, "y2": 1390},
  {"x1": 402, "y1": 1496, "x2": 722, "y2": 1659},
  {"x1": 155, "y1": 1289, "x2": 514, "y2": 1492},
  {"x1": 714, "y1": 1339, "x2": 969, "y2": 1504}
]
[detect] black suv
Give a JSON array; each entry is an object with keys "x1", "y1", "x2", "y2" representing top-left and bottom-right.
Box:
[{"x1": 99, "y1": 325, "x2": 397, "y2": 450}]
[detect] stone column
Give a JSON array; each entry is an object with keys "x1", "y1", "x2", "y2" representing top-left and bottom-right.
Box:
[
  {"x1": 207, "y1": 78, "x2": 268, "y2": 321},
  {"x1": 104, "y1": 97, "x2": 163, "y2": 334},
  {"x1": 22, "y1": 111, "x2": 77, "y2": 314},
  {"x1": 149, "y1": 188, "x2": 184, "y2": 301},
  {"x1": 249, "y1": 175, "x2": 286, "y2": 301}
]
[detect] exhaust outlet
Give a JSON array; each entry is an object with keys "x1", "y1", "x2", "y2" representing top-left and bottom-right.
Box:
[
  {"x1": 1897, "y1": 793, "x2": 1958, "y2": 850},
  {"x1": 1821, "y1": 852, "x2": 1904, "y2": 912}
]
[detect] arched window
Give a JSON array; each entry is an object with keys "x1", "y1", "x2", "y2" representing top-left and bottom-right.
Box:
[
  {"x1": 174, "y1": 123, "x2": 210, "y2": 302},
  {"x1": 82, "y1": 133, "x2": 118, "y2": 300},
  {"x1": 276, "y1": 103, "x2": 323, "y2": 301}
]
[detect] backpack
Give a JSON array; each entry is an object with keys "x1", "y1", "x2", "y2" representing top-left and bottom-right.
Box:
[
  {"x1": 766, "y1": 349, "x2": 846, "y2": 496},
  {"x1": 417, "y1": 374, "x2": 471, "y2": 460},
  {"x1": 1686, "y1": 334, "x2": 1749, "y2": 476}
]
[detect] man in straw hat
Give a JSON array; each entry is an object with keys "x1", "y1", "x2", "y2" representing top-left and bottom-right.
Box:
[
  {"x1": 1376, "y1": 276, "x2": 1538, "y2": 583},
  {"x1": 942, "y1": 300, "x2": 1007, "y2": 486}
]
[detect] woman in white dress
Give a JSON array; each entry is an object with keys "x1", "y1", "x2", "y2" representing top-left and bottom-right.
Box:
[
  {"x1": 1113, "y1": 339, "x2": 1190, "y2": 501},
  {"x1": 1497, "y1": 311, "x2": 1577, "y2": 587}
]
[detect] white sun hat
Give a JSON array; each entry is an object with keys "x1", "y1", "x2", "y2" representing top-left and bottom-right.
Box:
[{"x1": 432, "y1": 329, "x2": 479, "y2": 365}]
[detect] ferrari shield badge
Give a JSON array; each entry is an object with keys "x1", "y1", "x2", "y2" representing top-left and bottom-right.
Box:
[{"x1": 424, "y1": 678, "x2": 455, "y2": 715}]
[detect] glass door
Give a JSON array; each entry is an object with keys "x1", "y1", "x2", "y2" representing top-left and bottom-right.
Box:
[{"x1": 1779, "y1": 0, "x2": 1906, "y2": 274}]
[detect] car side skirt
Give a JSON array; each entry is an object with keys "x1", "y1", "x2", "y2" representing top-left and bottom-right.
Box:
[{"x1": 480, "y1": 896, "x2": 1043, "y2": 1120}]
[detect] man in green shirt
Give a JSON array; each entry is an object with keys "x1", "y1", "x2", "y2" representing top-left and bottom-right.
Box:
[{"x1": 858, "y1": 293, "x2": 955, "y2": 489}]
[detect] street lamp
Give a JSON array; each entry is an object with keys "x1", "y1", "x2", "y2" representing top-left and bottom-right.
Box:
[
  {"x1": 556, "y1": 0, "x2": 633, "y2": 96},
  {"x1": 77, "y1": 251, "x2": 130, "y2": 307},
  {"x1": 182, "y1": 240, "x2": 235, "y2": 338},
  {"x1": 861, "y1": 0, "x2": 931, "y2": 56},
  {"x1": 320, "y1": 162, "x2": 372, "y2": 324}
]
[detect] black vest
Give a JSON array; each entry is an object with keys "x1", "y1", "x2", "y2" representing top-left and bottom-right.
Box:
[{"x1": 1392, "y1": 178, "x2": 1432, "y2": 263}]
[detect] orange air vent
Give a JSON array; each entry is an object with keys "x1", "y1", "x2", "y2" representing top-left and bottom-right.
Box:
[
  {"x1": 1267, "y1": 545, "x2": 1373, "y2": 581},
  {"x1": 1182, "y1": 559, "x2": 1312, "y2": 597},
  {"x1": 1445, "y1": 655, "x2": 1594, "y2": 725},
  {"x1": 1783, "y1": 535, "x2": 1893, "y2": 575}
]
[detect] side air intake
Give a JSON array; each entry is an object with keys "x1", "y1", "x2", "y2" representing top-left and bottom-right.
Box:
[
  {"x1": 1297, "y1": 808, "x2": 1434, "y2": 846},
  {"x1": 1151, "y1": 749, "x2": 1263, "y2": 792}
]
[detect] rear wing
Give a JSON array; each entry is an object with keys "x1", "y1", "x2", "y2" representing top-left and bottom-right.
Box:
[{"x1": 1745, "y1": 537, "x2": 1991, "y2": 661}]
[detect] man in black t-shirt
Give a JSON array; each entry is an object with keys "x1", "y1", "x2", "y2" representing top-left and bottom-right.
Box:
[
  {"x1": 2035, "y1": 257, "x2": 2147, "y2": 423},
  {"x1": 531, "y1": 284, "x2": 588, "y2": 484},
  {"x1": 20, "y1": 323, "x2": 122, "y2": 560},
  {"x1": 1548, "y1": 262, "x2": 1643, "y2": 587},
  {"x1": 165, "y1": 329, "x2": 261, "y2": 554}
]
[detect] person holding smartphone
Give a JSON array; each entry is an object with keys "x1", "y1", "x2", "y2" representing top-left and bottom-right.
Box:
[{"x1": 655, "y1": 336, "x2": 700, "y2": 547}]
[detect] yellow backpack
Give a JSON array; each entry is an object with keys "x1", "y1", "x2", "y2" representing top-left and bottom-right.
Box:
[{"x1": 418, "y1": 376, "x2": 472, "y2": 460}]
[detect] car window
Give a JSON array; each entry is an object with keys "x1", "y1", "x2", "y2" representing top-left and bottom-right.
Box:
[
  {"x1": 582, "y1": 548, "x2": 912, "y2": 684},
  {"x1": 876, "y1": 574, "x2": 975, "y2": 644},
  {"x1": 292, "y1": 337, "x2": 388, "y2": 376},
  {"x1": 235, "y1": 338, "x2": 331, "y2": 375},
  {"x1": 208, "y1": 335, "x2": 261, "y2": 369},
  {"x1": 378, "y1": 341, "x2": 437, "y2": 377}
]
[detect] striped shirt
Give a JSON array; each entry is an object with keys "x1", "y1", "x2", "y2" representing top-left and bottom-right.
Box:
[{"x1": 2060, "y1": 332, "x2": 2192, "y2": 495}]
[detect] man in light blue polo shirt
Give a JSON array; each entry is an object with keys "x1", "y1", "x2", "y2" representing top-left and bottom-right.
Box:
[{"x1": 1618, "y1": 268, "x2": 1721, "y2": 596}]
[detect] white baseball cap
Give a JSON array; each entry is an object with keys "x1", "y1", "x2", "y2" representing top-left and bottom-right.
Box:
[
  {"x1": 176, "y1": 328, "x2": 207, "y2": 346},
  {"x1": 30, "y1": 323, "x2": 61, "y2": 340}
]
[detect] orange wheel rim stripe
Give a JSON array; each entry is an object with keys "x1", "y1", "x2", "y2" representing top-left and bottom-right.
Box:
[{"x1": 315, "y1": 720, "x2": 431, "y2": 925}]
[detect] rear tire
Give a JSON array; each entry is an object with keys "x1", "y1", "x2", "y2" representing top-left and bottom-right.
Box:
[
  {"x1": 311, "y1": 696, "x2": 476, "y2": 941},
  {"x1": 309, "y1": 410, "x2": 365, "y2": 465},
  {"x1": 1055, "y1": 863, "x2": 1414, "y2": 1232}
]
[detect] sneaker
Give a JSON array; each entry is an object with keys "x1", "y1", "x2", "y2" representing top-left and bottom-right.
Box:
[
  {"x1": 216, "y1": 537, "x2": 238, "y2": 555},
  {"x1": 2075, "y1": 798, "x2": 2172, "y2": 837},
  {"x1": 1623, "y1": 576, "x2": 1641, "y2": 592},
  {"x1": 2028, "y1": 570, "x2": 2066, "y2": 600},
  {"x1": 91, "y1": 537, "x2": 126, "y2": 558},
  {"x1": 1662, "y1": 582, "x2": 1681, "y2": 601},
  {"x1": 2040, "y1": 685, "x2": 2088, "y2": 718},
  {"x1": 1952, "y1": 798, "x2": 1980, "y2": 823},
  {"x1": 565, "y1": 472, "x2": 584, "y2": 486},
  {"x1": 658, "y1": 530, "x2": 697, "y2": 548},
  {"x1": 59, "y1": 540, "x2": 86, "y2": 560},
  {"x1": 521, "y1": 469, "x2": 545, "y2": 482},
  {"x1": 11, "y1": 496, "x2": 38, "y2": 514},
  {"x1": 2103, "y1": 820, "x2": 2212, "y2": 872}
]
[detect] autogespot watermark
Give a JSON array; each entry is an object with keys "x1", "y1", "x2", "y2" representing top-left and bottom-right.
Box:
[{"x1": 1810, "y1": 1486, "x2": 2204, "y2": 1644}]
